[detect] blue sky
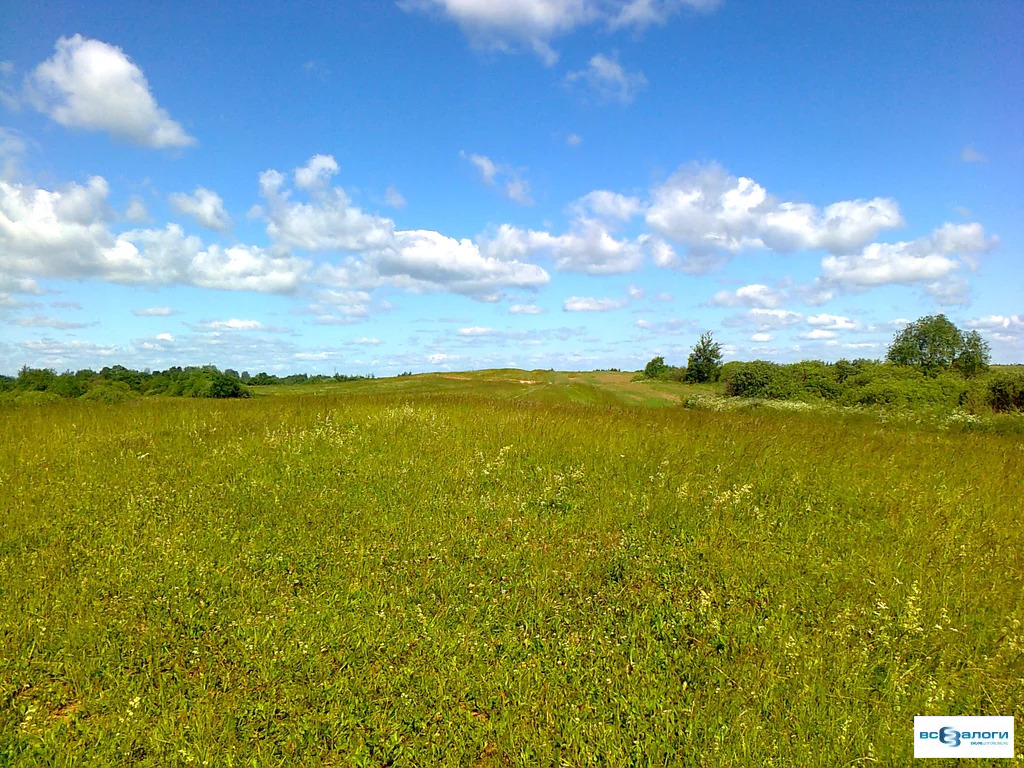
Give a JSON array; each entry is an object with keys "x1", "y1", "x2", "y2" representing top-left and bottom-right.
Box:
[{"x1": 1, "y1": 0, "x2": 1021, "y2": 375}]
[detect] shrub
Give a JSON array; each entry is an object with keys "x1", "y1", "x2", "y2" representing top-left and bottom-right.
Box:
[
  {"x1": 723, "y1": 361, "x2": 796, "y2": 399},
  {"x1": 643, "y1": 356, "x2": 668, "y2": 379},
  {"x1": 986, "y1": 372, "x2": 1024, "y2": 413},
  {"x1": 80, "y1": 381, "x2": 138, "y2": 404}
]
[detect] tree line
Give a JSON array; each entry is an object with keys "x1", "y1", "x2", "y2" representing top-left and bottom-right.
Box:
[
  {"x1": 0, "y1": 365, "x2": 374, "y2": 403},
  {"x1": 643, "y1": 315, "x2": 1024, "y2": 413}
]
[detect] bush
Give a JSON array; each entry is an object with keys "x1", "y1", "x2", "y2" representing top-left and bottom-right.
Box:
[
  {"x1": 986, "y1": 372, "x2": 1024, "y2": 413},
  {"x1": 643, "y1": 356, "x2": 668, "y2": 379},
  {"x1": 80, "y1": 381, "x2": 138, "y2": 404},
  {"x1": 723, "y1": 361, "x2": 797, "y2": 399}
]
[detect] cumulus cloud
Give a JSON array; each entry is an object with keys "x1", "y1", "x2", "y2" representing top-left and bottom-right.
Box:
[
  {"x1": 260, "y1": 163, "x2": 394, "y2": 252},
  {"x1": 132, "y1": 306, "x2": 175, "y2": 317},
  {"x1": 647, "y1": 164, "x2": 904, "y2": 261},
  {"x1": 572, "y1": 189, "x2": 643, "y2": 221},
  {"x1": 294, "y1": 154, "x2": 340, "y2": 191},
  {"x1": 379, "y1": 229, "x2": 549, "y2": 297},
  {"x1": 565, "y1": 53, "x2": 646, "y2": 103},
  {"x1": 749, "y1": 332, "x2": 773, "y2": 343},
  {"x1": 563, "y1": 296, "x2": 628, "y2": 312},
  {"x1": 457, "y1": 326, "x2": 494, "y2": 336},
  {"x1": 817, "y1": 222, "x2": 996, "y2": 303},
  {"x1": 806, "y1": 313, "x2": 858, "y2": 330},
  {"x1": 169, "y1": 187, "x2": 232, "y2": 231},
  {"x1": 403, "y1": 0, "x2": 717, "y2": 63},
  {"x1": 968, "y1": 314, "x2": 1024, "y2": 346},
  {"x1": 481, "y1": 221, "x2": 644, "y2": 274},
  {"x1": 797, "y1": 329, "x2": 838, "y2": 340},
  {"x1": 708, "y1": 283, "x2": 786, "y2": 309},
  {"x1": 26, "y1": 35, "x2": 194, "y2": 148},
  {"x1": 0, "y1": 176, "x2": 312, "y2": 294}
]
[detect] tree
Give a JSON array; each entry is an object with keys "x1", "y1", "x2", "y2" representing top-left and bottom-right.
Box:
[
  {"x1": 685, "y1": 332, "x2": 724, "y2": 383},
  {"x1": 886, "y1": 315, "x2": 990, "y2": 376},
  {"x1": 955, "y1": 330, "x2": 991, "y2": 377},
  {"x1": 643, "y1": 356, "x2": 668, "y2": 379}
]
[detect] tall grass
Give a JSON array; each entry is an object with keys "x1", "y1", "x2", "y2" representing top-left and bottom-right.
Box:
[{"x1": 2, "y1": 389, "x2": 1022, "y2": 765}]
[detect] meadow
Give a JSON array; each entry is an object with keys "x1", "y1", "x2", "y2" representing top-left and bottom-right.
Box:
[{"x1": 2, "y1": 370, "x2": 1022, "y2": 765}]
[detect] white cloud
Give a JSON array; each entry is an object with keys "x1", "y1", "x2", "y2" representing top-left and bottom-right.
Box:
[
  {"x1": 353, "y1": 337, "x2": 382, "y2": 345},
  {"x1": 132, "y1": 306, "x2": 175, "y2": 316},
  {"x1": 798, "y1": 329, "x2": 838, "y2": 340},
  {"x1": 461, "y1": 152, "x2": 533, "y2": 205},
  {"x1": 969, "y1": 314, "x2": 1023, "y2": 332},
  {"x1": 156, "y1": 333, "x2": 173, "y2": 341},
  {"x1": 462, "y1": 151, "x2": 499, "y2": 185},
  {"x1": 968, "y1": 314, "x2": 1024, "y2": 347},
  {"x1": 376, "y1": 229, "x2": 550, "y2": 298},
  {"x1": 458, "y1": 326, "x2": 494, "y2": 336},
  {"x1": 647, "y1": 164, "x2": 904, "y2": 260},
  {"x1": 509, "y1": 303, "x2": 542, "y2": 314},
  {"x1": 572, "y1": 189, "x2": 643, "y2": 221},
  {"x1": 384, "y1": 185, "x2": 407, "y2": 209},
  {"x1": 566, "y1": 53, "x2": 646, "y2": 103},
  {"x1": 709, "y1": 283, "x2": 786, "y2": 309},
  {"x1": 114, "y1": 224, "x2": 310, "y2": 292},
  {"x1": 403, "y1": 1, "x2": 717, "y2": 63},
  {"x1": 261, "y1": 172, "x2": 393, "y2": 253},
  {"x1": 566, "y1": 133, "x2": 582, "y2": 147},
  {"x1": 0, "y1": 176, "x2": 116, "y2": 279},
  {"x1": 482, "y1": 221, "x2": 644, "y2": 274},
  {"x1": 13, "y1": 314, "x2": 91, "y2": 330},
  {"x1": 724, "y1": 308, "x2": 804, "y2": 331},
  {"x1": 818, "y1": 222, "x2": 996, "y2": 303},
  {"x1": 749, "y1": 332, "x2": 773, "y2": 343},
  {"x1": 641, "y1": 234, "x2": 727, "y2": 275},
  {"x1": 627, "y1": 285, "x2": 644, "y2": 300},
  {"x1": 194, "y1": 318, "x2": 276, "y2": 333},
  {"x1": 26, "y1": 35, "x2": 194, "y2": 148},
  {"x1": 563, "y1": 296, "x2": 628, "y2": 312},
  {"x1": 294, "y1": 154, "x2": 340, "y2": 191},
  {"x1": 506, "y1": 176, "x2": 534, "y2": 205},
  {"x1": 806, "y1": 313, "x2": 858, "y2": 330},
  {"x1": 0, "y1": 127, "x2": 29, "y2": 179},
  {"x1": 124, "y1": 196, "x2": 149, "y2": 223},
  {"x1": 169, "y1": 187, "x2": 232, "y2": 231},
  {"x1": 961, "y1": 145, "x2": 986, "y2": 163}
]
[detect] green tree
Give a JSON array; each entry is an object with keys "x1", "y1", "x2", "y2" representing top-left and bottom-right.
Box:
[
  {"x1": 954, "y1": 330, "x2": 991, "y2": 377},
  {"x1": 685, "y1": 332, "x2": 724, "y2": 383},
  {"x1": 643, "y1": 356, "x2": 668, "y2": 379},
  {"x1": 886, "y1": 315, "x2": 990, "y2": 376}
]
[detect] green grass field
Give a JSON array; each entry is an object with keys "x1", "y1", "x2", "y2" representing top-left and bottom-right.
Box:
[{"x1": 2, "y1": 371, "x2": 1022, "y2": 765}]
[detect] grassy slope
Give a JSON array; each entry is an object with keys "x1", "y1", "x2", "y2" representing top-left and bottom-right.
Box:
[{"x1": 2, "y1": 373, "x2": 1022, "y2": 765}]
